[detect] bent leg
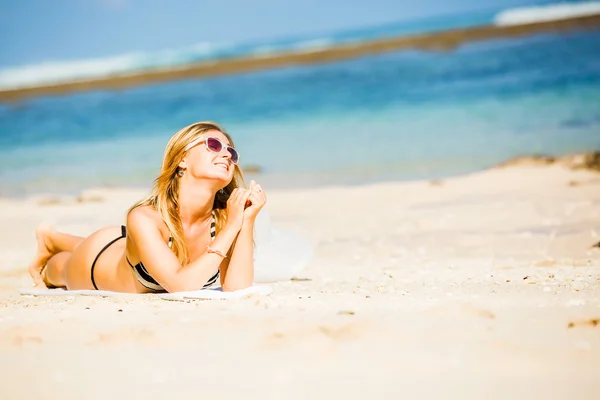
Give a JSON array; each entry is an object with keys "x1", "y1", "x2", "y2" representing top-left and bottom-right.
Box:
[
  {"x1": 29, "y1": 224, "x2": 127, "y2": 291},
  {"x1": 42, "y1": 252, "x2": 71, "y2": 288},
  {"x1": 28, "y1": 224, "x2": 85, "y2": 287},
  {"x1": 48, "y1": 229, "x2": 85, "y2": 253}
]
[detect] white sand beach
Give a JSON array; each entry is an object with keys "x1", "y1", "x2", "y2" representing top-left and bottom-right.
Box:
[{"x1": 1, "y1": 161, "x2": 599, "y2": 399}]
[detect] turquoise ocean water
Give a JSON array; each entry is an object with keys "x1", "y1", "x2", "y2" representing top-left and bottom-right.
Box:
[{"x1": 0, "y1": 7, "x2": 599, "y2": 197}]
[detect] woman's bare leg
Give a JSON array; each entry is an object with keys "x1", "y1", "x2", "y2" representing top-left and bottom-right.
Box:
[
  {"x1": 28, "y1": 224, "x2": 85, "y2": 288},
  {"x1": 41, "y1": 252, "x2": 71, "y2": 288}
]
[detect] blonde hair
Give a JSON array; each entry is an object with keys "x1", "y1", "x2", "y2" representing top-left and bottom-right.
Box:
[{"x1": 128, "y1": 121, "x2": 245, "y2": 265}]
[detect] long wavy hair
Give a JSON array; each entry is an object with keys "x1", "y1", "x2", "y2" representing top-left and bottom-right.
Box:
[{"x1": 128, "y1": 121, "x2": 245, "y2": 265}]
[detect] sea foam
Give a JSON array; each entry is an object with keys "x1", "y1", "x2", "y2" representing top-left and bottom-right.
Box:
[
  {"x1": 0, "y1": 42, "x2": 221, "y2": 90},
  {"x1": 2, "y1": 3, "x2": 599, "y2": 91},
  {"x1": 494, "y1": 2, "x2": 600, "y2": 26},
  {"x1": 0, "y1": 35, "x2": 338, "y2": 90}
]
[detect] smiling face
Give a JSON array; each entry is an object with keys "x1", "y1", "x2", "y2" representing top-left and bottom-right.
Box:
[{"x1": 179, "y1": 129, "x2": 237, "y2": 186}]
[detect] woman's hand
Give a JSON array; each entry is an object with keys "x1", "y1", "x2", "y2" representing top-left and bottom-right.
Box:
[
  {"x1": 224, "y1": 188, "x2": 252, "y2": 232},
  {"x1": 243, "y1": 180, "x2": 267, "y2": 222}
]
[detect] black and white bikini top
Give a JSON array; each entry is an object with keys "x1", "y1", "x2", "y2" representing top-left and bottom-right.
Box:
[{"x1": 126, "y1": 214, "x2": 219, "y2": 292}]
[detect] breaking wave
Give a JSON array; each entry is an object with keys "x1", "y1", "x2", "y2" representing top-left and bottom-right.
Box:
[
  {"x1": 494, "y1": 1, "x2": 600, "y2": 26},
  {"x1": 3, "y1": 3, "x2": 599, "y2": 90},
  {"x1": 0, "y1": 37, "x2": 336, "y2": 90},
  {"x1": 0, "y1": 42, "x2": 225, "y2": 90}
]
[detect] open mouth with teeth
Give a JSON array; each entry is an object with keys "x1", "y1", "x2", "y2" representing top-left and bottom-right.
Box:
[{"x1": 214, "y1": 162, "x2": 229, "y2": 171}]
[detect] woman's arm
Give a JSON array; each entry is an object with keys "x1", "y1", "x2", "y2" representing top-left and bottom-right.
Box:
[
  {"x1": 127, "y1": 189, "x2": 250, "y2": 293},
  {"x1": 219, "y1": 220, "x2": 254, "y2": 291},
  {"x1": 219, "y1": 181, "x2": 267, "y2": 291}
]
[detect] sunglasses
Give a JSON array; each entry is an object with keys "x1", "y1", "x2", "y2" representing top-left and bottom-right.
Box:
[{"x1": 185, "y1": 135, "x2": 240, "y2": 165}]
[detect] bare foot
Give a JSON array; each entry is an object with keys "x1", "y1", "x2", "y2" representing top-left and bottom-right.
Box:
[{"x1": 27, "y1": 224, "x2": 55, "y2": 288}]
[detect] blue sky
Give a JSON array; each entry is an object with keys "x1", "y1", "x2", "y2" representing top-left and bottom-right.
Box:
[{"x1": 0, "y1": 0, "x2": 547, "y2": 67}]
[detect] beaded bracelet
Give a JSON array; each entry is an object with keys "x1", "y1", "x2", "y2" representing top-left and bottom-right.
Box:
[{"x1": 207, "y1": 245, "x2": 228, "y2": 259}]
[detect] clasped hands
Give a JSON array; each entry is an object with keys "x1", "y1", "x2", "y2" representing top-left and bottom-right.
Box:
[{"x1": 224, "y1": 180, "x2": 266, "y2": 231}]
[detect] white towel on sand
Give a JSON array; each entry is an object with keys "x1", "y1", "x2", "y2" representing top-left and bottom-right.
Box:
[
  {"x1": 160, "y1": 285, "x2": 273, "y2": 301},
  {"x1": 252, "y1": 209, "x2": 314, "y2": 283},
  {"x1": 20, "y1": 285, "x2": 272, "y2": 300}
]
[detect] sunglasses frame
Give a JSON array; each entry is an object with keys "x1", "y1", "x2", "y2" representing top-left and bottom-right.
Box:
[{"x1": 185, "y1": 135, "x2": 240, "y2": 165}]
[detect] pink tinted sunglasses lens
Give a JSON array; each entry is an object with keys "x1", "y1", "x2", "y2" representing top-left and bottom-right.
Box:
[
  {"x1": 206, "y1": 137, "x2": 222, "y2": 152},
  {"x1": 206, "y1": 137, "x2": 239, "y2": 164}
]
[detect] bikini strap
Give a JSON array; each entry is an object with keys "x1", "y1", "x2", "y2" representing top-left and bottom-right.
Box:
[{"x1": 210, "y1": 211, "x2": 216, "y2": 241}]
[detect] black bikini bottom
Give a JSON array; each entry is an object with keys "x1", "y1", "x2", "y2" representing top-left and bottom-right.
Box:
[{"x1": 90, "y1": 225, "x2": 126, "y2": 290}]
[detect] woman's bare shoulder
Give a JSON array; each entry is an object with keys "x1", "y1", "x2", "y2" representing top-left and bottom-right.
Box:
[
  {"x1": 127, "y1": 205, "x2": 163, "y2": 232},
  {"x1": 126, "y1": 205, "x2": 172, "y2": 258},
  {"x1": 128, "y1": 204, "x2": 158, "y2": 220}
]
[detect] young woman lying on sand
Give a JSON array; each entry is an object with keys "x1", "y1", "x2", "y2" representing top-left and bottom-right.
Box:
[{"x1": 27, "y1": 121, "x2": 266, "y2": 293}]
